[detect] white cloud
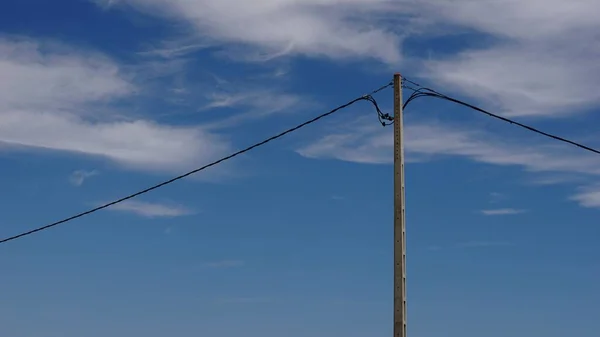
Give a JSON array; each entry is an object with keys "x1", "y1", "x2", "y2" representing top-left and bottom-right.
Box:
[
  {"x1": 107, "y1": 200, "x2": 194, "y2": 218},
  {"x1": 297, "y1": 117, "x2": 600, "y2": 178},
  {"x1": 529, "y1": 174, "x2": 587, "y2": 186},
  {"x1": 480, "y1": 208, "x2": 526, "y2": 216},
  {"x1": 95, "y1": 0, "x2": 600, "y2": 120},
  {"x1": 95, "y1": 0, "x2": 403, "y2": 63},
  {"x1": 297, "y1": 115, "x2": 600, "y2": 210},
  {"x1": 416, "y1": 0, "x2": 600, "y2": 118},
  {"x1": 201, "y1": 89, "x2": 304, "y2": 129},
  {"x1": 203, "y1": 90, "x2": 299, "y2": 112},
  {"x1": 570, "y1": 185, "x2": 600, "y2": 209},
  {"x1": 137, "y1": 40, "x2": 210, "y2": 59},
  {"x1": 69, "y1": 170, "x2": 99, "y2": 186},
  {"x1": 0, "y1": 37, "x2": 233, "y2": 172},
  {"x1": 297, "y1": 120, "x2": 392, "y2": 164},
  {"x1": 1, "y1": 110, "x2": 231, "y2": 171},
  {"x1": 423, "y1": 43, "x2": 600, "y2": 118},
  {"x1": 0, "y1": 37, "x2": 133, "y2": 111},
  {"x1": 420, "y1": 0, "x2": 598, "y2": 41}
]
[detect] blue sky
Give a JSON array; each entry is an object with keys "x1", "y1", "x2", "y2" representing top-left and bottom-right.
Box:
[{"x1": 1, "y1": 0, "x2": 600, "y2": 336}]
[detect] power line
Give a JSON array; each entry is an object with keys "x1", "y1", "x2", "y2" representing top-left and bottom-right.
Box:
[
  {"x1": 0, "y1": 82, "x2": 393, "y2": 246},
  {"x1": 401, "y1": 78, "x2": 600, "y2": 156}
]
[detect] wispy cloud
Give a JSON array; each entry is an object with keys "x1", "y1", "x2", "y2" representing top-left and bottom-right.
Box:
[
  {"x1": 0, "y1": 37, "x2": 132, "y2": 110},
  {"x1": 201, "y1": 89, "x2": 304, "y2": 129},
  {"x1": 297, "y1": 119, "x2": 393, "y2": 165},
  {"x1": 95, "y1": 0, "x2": 403, "y2": 64},
  {"x1": 137, "y1": 40, "x2": 210, "y2": 59},
  {"x1": 1, "y1": 110, "x2": 232, "y2": 172},
  {"x1": 69, "y1": 170, "x2": 99, "y2": 186},
  {"x1": 529, "y1": 174, "x2": 587, "y2": 186},
  {"x1": 96, "y1": 0, "x2": 600, "y2": 119},
  {"x1": 298, "y1": 117, "x2": 600, "y2": 174},
  {"x1": 203, "y1": 260, "x2": 245, "y2": 268},
  {"x1": 298, "y1": 116, "x2": 600, "y2": 177},
  {"x1": 107, "y1": 200, "x2": 194, "y2": 218},
  {"x1": 0, "y1": 36, "x2": 233, "y2": 173},
  {"x1": 480, "y1": 208, "x2": 526, "y2": 216},
  {"x1": 297, "y1": 116, "x2": 600, "y2": 210},
  {"x1": 570, "y1": 185, "x2": 600, "y2": 209},
  {"x1": 416, "y1": 0, "x2": 600, "y2": 118},
  {"x1": 423, "y1": 43, "x2": 600, "y2": 118}
]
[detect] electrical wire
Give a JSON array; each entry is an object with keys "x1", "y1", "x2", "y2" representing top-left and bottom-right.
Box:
[
  {"x1": 401, "y1": 78, "x2": 600, "y2": 156},
  {"x1": 369, "y1": 80, "x2": 394, "y2": 126},
  {"x1": 0, "y1": 81, "x2": 393, "y2": 245}
]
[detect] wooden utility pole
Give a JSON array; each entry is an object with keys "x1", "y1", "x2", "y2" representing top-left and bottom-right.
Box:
[{"x1": 393, "y1": 73, "x2": 407, "y2": 337}]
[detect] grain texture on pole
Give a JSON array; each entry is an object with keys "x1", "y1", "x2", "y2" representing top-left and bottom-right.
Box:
[{"x1": 393, "y1": 73, "x2": 407, "y2": 337}]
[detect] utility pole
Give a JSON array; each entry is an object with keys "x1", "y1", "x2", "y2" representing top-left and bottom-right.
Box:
[{"x1": 393, "y1": 73, "x2": 407, "y2": 337}]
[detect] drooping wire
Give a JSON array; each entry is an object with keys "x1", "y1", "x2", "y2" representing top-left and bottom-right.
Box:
[
  {"x1": 0, "y1": 81, "x2": 393, "y2": 245},
  {"x1": 368, "y1": 80, "x2": 394, "y2": 126},
  {"x1": 400, "y1": 78, "x2": 600, "y2": 156}
]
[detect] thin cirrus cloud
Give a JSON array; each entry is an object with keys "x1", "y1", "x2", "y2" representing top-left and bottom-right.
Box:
[
  {"x1": 99, "y1": 0, "x2": 600, "y2": 180},
  {"x1": 200, "y1": 88, "x2": 306, "y2": 129},
  {"x1": 423, "y1": 43, "x2": 600, "y2": 118},
  {"x1": 297, "y1": 118, "x2": 600, "y2": 177},
  {"x1": 95, "y1": 0, "x2": 600, "y2": 119},
  {"x1": 570, "y1": 185, "x2": 600, "y2": 209},
  {"x1": 0, "y1": 36, "x2": 234, "y2": 173},
  {"x1": 69, "y1": 170, "x2": 99, "y2": 186},
  {"x1": 480, "y1": 208, "x2": 526, "y2": 216},
  {"x1": 0, "y1": 37, "x2": 132, "y2": 111},
  {"x1": 106, "y1": 200, "x2": 194, "y2": 218},
  {"x1": 415, "y1": 0, "x2": 600, "y2": 118},
  {"x1": 296, "y1": 116, "x2": 600, "y2": 208},
  {"x1": 94, "y1": 0, "x2": 403, "y2": 64}
]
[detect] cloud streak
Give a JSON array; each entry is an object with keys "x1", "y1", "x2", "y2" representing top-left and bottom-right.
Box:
[
  {"x1": 297, "y1": 117, "x2": 600, "y2": 177},
  {"x1": 201, "y1": 88, "x2": 305, "y2": 129},
  {"x1": 0, "y1": 37, "x2": 234, "y2": 173},
  {"x1": 96, "y1": 0, "x2": 403, "y2": 63},
  {"x1": 107, "y1": 200, "x2": 194, "y2": 218},
  {"x1": 480, "y1": 208, "x2": 526, "y2": 216},
  {"x1": 415, "y1": 0, "x2": 600, "y2": 118},
  {"x1": 69, "y1": 170, "x2": 99, "y2": 186},
  {"x1": 96, "y1": 0, "x2": 600, "y2": 119},
  {"x1": 297, "y1": 115, "x2": 600, "y2": 209},
  {"x1": 570, "y1": 185, "x2": 600, "y2": 209}
]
